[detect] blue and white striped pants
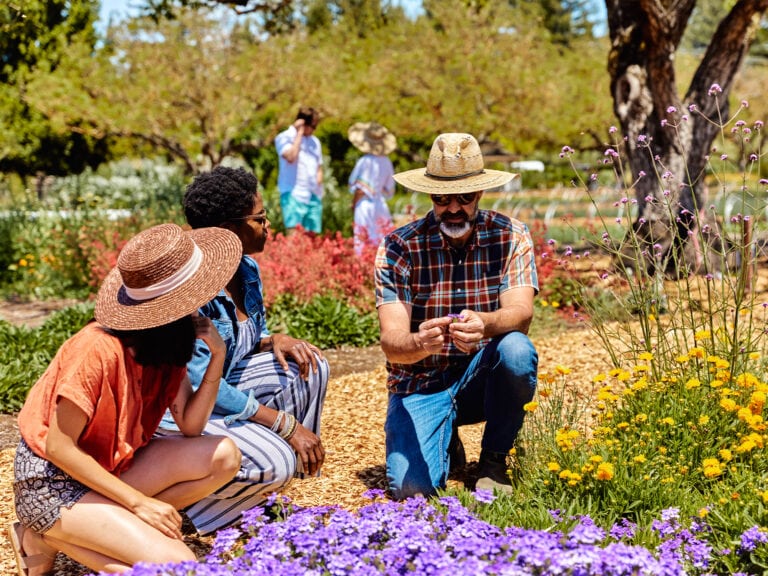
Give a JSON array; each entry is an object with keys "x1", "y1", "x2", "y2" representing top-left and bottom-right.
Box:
[{"x1": 159, "y1": 351, "x2": 329, "y2": 535}]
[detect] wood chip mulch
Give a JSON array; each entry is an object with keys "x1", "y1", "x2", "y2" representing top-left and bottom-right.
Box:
[{"x1": 0, "y1": 327, "x2": 609, "y2": 575}]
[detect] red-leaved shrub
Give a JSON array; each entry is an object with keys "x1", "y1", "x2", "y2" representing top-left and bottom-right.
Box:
[{"x1": 255, "y1": 230, "x2": 377, "y2": 313}]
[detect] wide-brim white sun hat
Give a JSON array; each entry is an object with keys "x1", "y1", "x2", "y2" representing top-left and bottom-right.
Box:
[
  {"x1": 393, "y1": 132, "x2": 518, "y2": 194},
  {"x1": 95, "y1": 223, "x2": 241, "y2": 331},
  {"x1": 348, "y1": 121, "x2": 397, "y2": 156}
]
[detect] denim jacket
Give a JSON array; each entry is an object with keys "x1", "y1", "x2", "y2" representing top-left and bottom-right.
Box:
[{"x1": 160, "y1": 255, "x2": 270, "y2": 430}]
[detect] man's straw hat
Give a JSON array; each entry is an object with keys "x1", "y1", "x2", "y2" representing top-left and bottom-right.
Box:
[
  {"x1": 348, "y1": 122, "x2": 397, "y2": 156},
  {"x1": 393, "y1": 133, "x2": 517, "y2": 194},
  {"x1": 95, "y1": 223, "x2": 241, "y2": 331}
]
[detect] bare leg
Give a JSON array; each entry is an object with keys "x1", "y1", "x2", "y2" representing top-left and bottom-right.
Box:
[{"x1": 41, "y1": 434, "x2": 239, "y2": 574}]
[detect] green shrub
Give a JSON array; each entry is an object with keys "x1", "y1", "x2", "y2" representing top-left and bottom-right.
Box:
[
  {"x1": 0, "y1": 303, "x2": 94, "y2": 413},
  {"x1": 268, "y1": 294, "x2": 379, "y2": 349}
]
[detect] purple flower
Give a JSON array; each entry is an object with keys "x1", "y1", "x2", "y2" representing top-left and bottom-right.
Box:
[
  {"x1": 473, "y1": 489, "x2": 496, "y2": 504},
  {"x1": 738, "y1": 526, "x2": 768, "y2": 553},
  {"x1": 666, "y1": 106, "x2": 677, "y2": 114},
  {"x1": 708, "y1": 83, "x2": 722, "y2": 95}
]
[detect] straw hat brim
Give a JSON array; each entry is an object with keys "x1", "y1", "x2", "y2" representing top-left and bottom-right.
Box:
[
  {"x1": 348, "y1": 123, "x2": 397, "y2": 156},
  {"x1": 94, "y1": 228, "x2": 242, "y2": 331},
  {"x1": 392, "y1": 168, "x2": 518, "y2": 194}
]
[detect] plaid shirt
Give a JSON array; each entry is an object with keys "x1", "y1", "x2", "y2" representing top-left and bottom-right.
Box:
[{"x1": 375, "y1": 209, "x2": 538, "y2": 394}]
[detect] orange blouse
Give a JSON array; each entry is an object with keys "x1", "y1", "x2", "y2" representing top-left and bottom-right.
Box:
[{"x1": 18, "y1": 322, "x2": 185, "y2": 475}]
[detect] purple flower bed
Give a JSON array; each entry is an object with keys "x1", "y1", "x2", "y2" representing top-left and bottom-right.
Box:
[{"x1": 106, "y1": 491, "x2": 765, "y2": 576}]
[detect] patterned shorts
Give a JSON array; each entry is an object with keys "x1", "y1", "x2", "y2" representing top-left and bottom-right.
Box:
[{"x1": 13, "y1": 439, "x2": 89, "y2": 533}]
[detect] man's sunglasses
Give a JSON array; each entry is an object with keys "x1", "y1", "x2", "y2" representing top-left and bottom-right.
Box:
[{"x1": 430, "y1": 192, "x2": 478, "y2": 207}]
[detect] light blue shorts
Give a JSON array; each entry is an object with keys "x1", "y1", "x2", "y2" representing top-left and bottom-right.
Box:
[{"x1": 280, "y1": 192, "x2": 323, "y2": 233}]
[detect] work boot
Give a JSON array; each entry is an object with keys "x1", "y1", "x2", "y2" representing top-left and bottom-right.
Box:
[
  {"x1": 476, "y1": 450, "x2": 513, "y2": 494},
  {"x1": 448, "y1": 426, "x2": 466, "y2": 474}
]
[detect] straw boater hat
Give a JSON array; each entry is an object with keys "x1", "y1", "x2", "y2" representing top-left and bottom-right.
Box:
[
  {"x1": 348, "y1": 122, "x2": 397, "y2": 156},
  {"x1": 95, "y1": 223, "x2": 241, "y2": 331},
  {"x1": 393, "y1": 133, "x2": 518, "y2": 194}
]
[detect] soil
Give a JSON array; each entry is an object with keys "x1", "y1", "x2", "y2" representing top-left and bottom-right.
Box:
[{"x1": 0, "y1": 299, "x2": 607, "y2": 575}]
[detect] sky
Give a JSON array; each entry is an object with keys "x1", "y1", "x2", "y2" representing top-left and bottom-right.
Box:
[{"x1": 98, "y1": 0, "x2": 607, "y2": 32}]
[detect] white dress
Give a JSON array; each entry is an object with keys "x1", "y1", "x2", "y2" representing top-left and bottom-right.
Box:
[{"x1": 349, "y1": 154, "x2": 395, "y2": 252}]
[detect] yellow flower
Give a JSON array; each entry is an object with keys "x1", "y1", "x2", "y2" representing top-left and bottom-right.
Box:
[
  {"x1": 18, "y1": 258, "x2": 27, "y2": 267},
  {"x1": 749, "y1": 352, "x2": 761, "y2": 361},
  {"x1": 617, "y1": 422, "x2": 630, "y2": 430},
  {"x1": 555, "y1": 365, "x2": 571, "y2": 375},
  {"x1": 736, "y1": 439, "x2": 757, "y2": 453},
  {"x1": 720, "y1": 398, "x2": 738, "y2": 412},
  {"x1": 660, "y1": 417, "x2": 675, "y2": 426},
  {"x1": 685, "y1": 378, "x2": 701, "y2": 390},
  {"x1": 551, "y1": 301, "x2": 560, "y2": 309},
  {"x1": 718, "y1": 449, "x2": 733, "y2": 462},
  {"x1": 616, "y1": 370, "x2": 631, "y2": 382},
  {"x1": 689, "y1": 347, "x2": 705, "y2": 359},
  {"x1": 589, "y1": 455, "x2": 603, "y2": 463},
  {"x1": 547, "y1": 461, "x2": 561, "y2": 472},
  {"x1": 592, "y1": 373, "x2": 607, "y2": 383},
  {"x1": 648, "y1": 314, "x2": 656, "y2": 323},
  {"x1": 698, "y1": 415, "x2": 710, "y2": 426},
  {"x1": 523, "y1": 401, "x2": 539, "y2": 412},
  {"x1": 698, "y1": 507, "x2": 709, "y2": 518},
  {"x1": 702, "y1": 458, "x2": 723, "y2": 478},
  {"x1": 540, "y1": 300, "x2": 550, "y2": 307},
  {"x1": 760, "y1": 490, "x2": 768, "y2": 504},
  {"x1": 538, "y1": 388, "x2": 551, "y2": 398},
  {"x1": 595, "y1": 462, "x2": 614, "y2": 481},
  {"x1": 633, "y1": 455, "x2": 647, "y2": 464},
  {"x1": 634, "y1": 413, "x2": 648, "y2": 423},
  {"x1": 638, "y1": 351, "x2": 654, "y2": 361},
  {"x1": 676, "y1": 355, "x2": 690, "y2": 364},
  {"x1": 694, "y1": 330, "x2": 711, "y2": 341},
  {"x1": 749, "y1": 391, "x2": 765, "y2": 415}
]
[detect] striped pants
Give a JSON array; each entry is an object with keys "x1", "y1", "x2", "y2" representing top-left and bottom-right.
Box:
[{"x1": 163, "y1": 351, "x2": 329, "y2": 535}]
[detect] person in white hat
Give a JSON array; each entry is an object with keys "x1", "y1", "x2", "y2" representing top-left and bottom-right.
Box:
[
  {"x1": 347, "y1": 121, "x2": 397, "y2": 254},
  {"x1": 374, "y1": 133, "x2": 539, "y2": 498},
  {"x1": 9, "y1": 223, "x2": 243, "y2": 575}
]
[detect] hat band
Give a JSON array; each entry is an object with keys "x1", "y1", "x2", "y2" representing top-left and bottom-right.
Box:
[
  {"x1": 424, "y1": 169, "x2": 485, "y2": 181},
  {"x1": 124, "y1": 244, "x2": 204, "y2": 301}
]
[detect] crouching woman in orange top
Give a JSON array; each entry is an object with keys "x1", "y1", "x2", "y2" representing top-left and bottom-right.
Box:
[{"x1": 7, "y1": 223, "x2": 243, "y2": 576}]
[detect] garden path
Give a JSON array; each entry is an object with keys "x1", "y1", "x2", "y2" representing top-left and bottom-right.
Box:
[{"x1": 0, "y1": 303, "x2": 608, "y2": 575}]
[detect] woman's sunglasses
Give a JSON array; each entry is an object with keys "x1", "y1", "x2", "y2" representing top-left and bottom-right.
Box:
[
  {"x1": 430, "y1": 192, "x2": 478, "y2": 207},
  {"x1": 229, "y1": 212, "x2": 268, "y2": 225}
]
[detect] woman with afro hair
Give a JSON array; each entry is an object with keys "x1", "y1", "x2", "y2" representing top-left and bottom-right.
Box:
[{"x1": 157, "y1": 166, "x2": 328, "y2": 535}]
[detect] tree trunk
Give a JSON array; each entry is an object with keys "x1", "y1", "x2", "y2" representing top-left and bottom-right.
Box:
[{"x1": 605, "y1": 0, "x2": 768, "y2": 277}]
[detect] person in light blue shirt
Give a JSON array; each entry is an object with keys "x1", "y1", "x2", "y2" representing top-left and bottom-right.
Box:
[
  {"x1": 158, "y1": 166, "x2": 329, "y2": 535},
  {"x1": 275, "y1": 106, "x2": 324, "y2": 233}
]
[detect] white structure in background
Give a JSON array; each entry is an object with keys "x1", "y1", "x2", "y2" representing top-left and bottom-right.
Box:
[{"x1": 504, "y1": 160, "x2": 545, "y2": 192}]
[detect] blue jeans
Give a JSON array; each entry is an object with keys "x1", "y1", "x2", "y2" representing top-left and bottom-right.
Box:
[{"x1": 385, "y1": 331, "x2": 538, "y2": 499}]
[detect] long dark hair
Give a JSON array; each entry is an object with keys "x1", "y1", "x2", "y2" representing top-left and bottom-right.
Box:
[{"x1": 104, "y1": 315, "x2": 196, "y2": 367}]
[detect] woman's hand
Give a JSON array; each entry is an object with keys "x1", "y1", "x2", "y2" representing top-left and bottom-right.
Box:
[
  {"x1": 288, "y1": 424, "x2": 325, "y2": 476},
  {"x1": 271, "y1": 334, "x2": 324, "y2": 380},
  {"x1": 133, "y1": 494, "x2": 184, "y2": 540},
  {"x1": 193, "y1": 315, "x2": 226, "y2": 359}
]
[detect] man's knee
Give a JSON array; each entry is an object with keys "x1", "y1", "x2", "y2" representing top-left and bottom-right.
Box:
[
  {"x1": 386, "y1": 451, "x2": 438, "y2": 500},
  {"x1": 496, "y1": 332, "x2": 538, "y2": 375}
]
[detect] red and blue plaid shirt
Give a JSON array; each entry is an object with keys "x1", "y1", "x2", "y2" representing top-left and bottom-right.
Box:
[{"x1": 375, "y1": 209, "x2": 538, "y2": 394}]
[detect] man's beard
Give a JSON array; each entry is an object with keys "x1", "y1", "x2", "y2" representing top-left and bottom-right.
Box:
[{"x1": 437, "y1": 211, "x2": 476, "y2": 239}]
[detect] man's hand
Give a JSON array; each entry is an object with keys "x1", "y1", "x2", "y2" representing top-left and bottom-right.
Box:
[
  {"x1": 447, "y1": 310, "x2": 485, "y2": 353},
  {"x1": 416, "y1": 316, "x2": 453, "y2": 354},
  {"x1": 293, "y1": 118, "x2": 306, "y2": 134}
]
